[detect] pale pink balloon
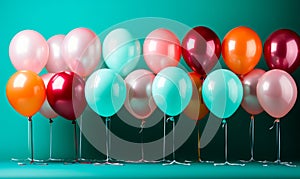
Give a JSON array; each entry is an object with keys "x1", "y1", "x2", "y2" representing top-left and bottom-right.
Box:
[
  {"x1": 241, "y1": 69, "x2": 265, "y2": 115},
  {"x1": 257, "y1": 69, "x2": 297, "y2": 119},
  {"x1": 125, "y1": 69, "x2": 157, "y2": 120},
  {"x1": 9, "y1": 30, "x2": 49, "y2": 74},
  {"x1": 39, "y1": 73, "x2": 58, "y2": 119},
  {"x1": 46, "y1": 35, "x2": 69, "y2": 73},
  {"x1": 143, "y1": 28, "x2": 181, "y2": 74},
  {"x1": 62, "y1": 27, "x2": 101, "y2": 77}
]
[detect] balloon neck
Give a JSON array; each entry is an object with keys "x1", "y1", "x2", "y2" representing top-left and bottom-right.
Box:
[
  {"x1": 72, "y1": 120, "x2": 76, "y2": 125},
  {"x1": 275, "y1": 119, "x2": 280, "y2": 123},
  {"x1": 250, "y1": 115, "x2": 254, "y2": 120},
  {"x1": 221, "y1": 119, "x2": 227, "y2": 128},
  {"x1": 106, "y1": 117, "x2": 111, "y2": 122},
  {"x1": 28, "y1": 116, "x2": 32, "y2": 122}
]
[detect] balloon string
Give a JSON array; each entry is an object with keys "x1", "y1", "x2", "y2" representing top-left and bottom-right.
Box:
[
  {"x1": 171, "y1": 117, "x2": 175, "y2": 161},
  {"x1": 72, "y1": 120, "x2": 78, "y2": 162},
  {"x1": 105, "y1": 117, "x2": 111, "y2": 161},
  {"x1": 223, "y1": 120, "x2": 228, "y2": 162},
  {"x1": 49, "y1": 118, "x2": 53, "y2": 159},
  {"x1": 79, "y1": 115, "x2": 83, "y2": 159},
  {"x1": 28, "y1": 117, "x2": 34, "y2": 163},
  {"x1": 140, "y1": 120, "x2": 145, "y2": 160},
  {"x1": 197, "y1": 121, "x2": 201, "y2": 161},
  {"x1": 163, "y1": 114, "x2": 166, "y2": 161},
  {"x1": 250, "y1": 115, "x2": 254, "y2": 159},
  {"x1": 276, "y1": 119, "x2": 281, "y2": 162}
]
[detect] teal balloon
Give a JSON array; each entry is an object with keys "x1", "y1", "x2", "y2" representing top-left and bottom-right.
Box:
[
  {"x1": 85, "y1": 68, "x2": 126, "y2": 117},
  {"x1": 103, "y1": 28, "x2": 141, "y2": 77},
  {"x1": 202, "y1": 69, "x2": 243, "y2": 119},
  {"x1": 152, "y1": 67, "x2": 192, "y2": 116}
]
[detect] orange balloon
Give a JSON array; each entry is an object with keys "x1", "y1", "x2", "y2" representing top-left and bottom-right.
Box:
[
  {"x1": 6, "y1": 70, "x2": 46, "y2": 117},
  {"x1": 184, "y1": 72, "x2": 209, "y2": 120},
  {"x1": 222, "y1": 26, "x2": 262, "y2": 75}
]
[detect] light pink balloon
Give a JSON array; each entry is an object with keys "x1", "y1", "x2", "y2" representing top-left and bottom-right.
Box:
[
  {"x1": 125, "y1": 69, "x2": 157, "y2": 120},
  {"x1": 257, "y1": 69, "x2": 297, "y2": 119},
  {"x1": 39, "y1": 73, "x2": 58, "y2": 119},
  {"x1": 143, "y1": 28, "x2": 181, "y2": 74},
  {"x1": 62, "y1": 27, "x2": 101, "y2": 77},
  {"x1": 9, "y1": 30, "x2": 49, "y2": 74},
  {"x1": 46, "y1": 35, "x2": 69, "y2": 73},
  {"x1": 241, "y1": 68, "x2": 265, "y2": 115}
]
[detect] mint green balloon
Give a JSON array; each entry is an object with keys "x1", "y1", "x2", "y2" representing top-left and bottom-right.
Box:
[
  {"x1": 85, "y1": 68, "x2": 126, "y2": 117},
  {"x1": 202, "y1": 69, "x2": 243, "y2": 119},
  {"x1": 103, "y1": 28, "x2": 141, "y2": 77},
  {"x1": 152, "y1": 67, "x2": 192, "y2": 116}
]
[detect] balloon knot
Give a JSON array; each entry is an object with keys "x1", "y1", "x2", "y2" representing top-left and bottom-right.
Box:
[
  {"x1": 166, "y1": 117, "x2": 175, "y2": 123},
  {"x1": 221, "y1": 119, "x2": 227, "y2": 128}
]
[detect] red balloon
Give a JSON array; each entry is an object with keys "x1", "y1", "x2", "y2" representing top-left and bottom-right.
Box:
[
  {"x1": 47, "y1": 71, "x2": 86, "y2": 120},
  {"x1": 182, "y1": 26, "x2": 221, "y2": 75},
  {"x1": 264, "y1": 29, "x2": 300, "y2": 73}
]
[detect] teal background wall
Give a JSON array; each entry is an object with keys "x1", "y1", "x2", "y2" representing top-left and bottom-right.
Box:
[{"x1": 0, "y1": 0, "x2": 299, "y2": 161}]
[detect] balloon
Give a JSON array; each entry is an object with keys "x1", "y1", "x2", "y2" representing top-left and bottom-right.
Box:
[
  {"x1": 47, "y1": 71, "x2": 86, "y2": 120},
  {"x1": 62, "y1": 27, "x2": 101, "y2": 77},
  {"x1": 182, "y1": 26, "x2": 221, "y2": 75},
  {"x1": 103, "y1": 28, "x2": 141, "y2": 77},
  {"x1": 152, "y1": 67, "x2": 192, "y2": 116},
  {"x1": 264, "y1": 29, "x2": 300, "y2": 74},
  {"x1": 46, "y1": 35, "x2": 69, "y2": 73},
  {"x1": 143, "y1": 28, "x2": 181, "y2": 74},
  {"x1": 257, "y1": 69, "x2": 297, "y2": 119},
  {"x1": 9, "y1": 30, "x2": 49, "y2": 74},
  {"x1": 6, "y1": 70, "x2": 46, "y2": 117},
  {"x1": 202, "y1": 69, "x2": 243, "y2": 119},
  {"x1": 85, "y1": 69, "x2": 126, "y2": 117},
  {"x1": 222, "y1": 26, "x2": 262, "y2": 75},
  {"x1": 241, "y1": 69, "x2": 265, "y2": 115},
  {"x1": 124, "y1": 69, "x2": 156, "y2": 120},
  {"x1": 184, "y1": 72, "x2": 209, "y2": 120},
  {"x1": 39, "y1": 73, "x2": 58, "y2": 119}
]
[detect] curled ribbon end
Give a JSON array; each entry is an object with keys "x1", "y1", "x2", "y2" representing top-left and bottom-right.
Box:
[
  {"x1": 166, "y1": 116, "x2": 175, "y2": 123},
  {"x1": 139, "y1": 120, "x2": 146, "y2": 133},
  {"x1": 269, "y1": 119, "x2": 280, "y2": 130}
]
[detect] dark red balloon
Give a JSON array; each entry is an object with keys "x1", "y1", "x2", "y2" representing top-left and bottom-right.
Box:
[
  {"x1": 182, "y1": 26, "x2": 221, "y2": 75},
  {"x1": 264, "y1": 29, "x2": 300, "y2": 73},
  {"x1": 47, "y1": 71, "x2": 86, "y2": 120}
]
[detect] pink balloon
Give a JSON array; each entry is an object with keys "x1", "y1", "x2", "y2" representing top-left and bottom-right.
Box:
[
  {"x1": 62, "y1": 27, "x2": 101, "y2": 77},
  {"x1": 46, "y1": 35, "x2": 69, "y2": 73},
  {"x1": 125, "y1": 69, "x2": 157, "y2": 119},
  {"x1": 257, "y1": 69, "x2": 297, "y2": 119},
  {"x1": 39, "y1": 73, "x2": 58, "y2": 119},
  {"x1": 241, "y1": 69, "x2": 265, "y2": 115},
  {"x1": 9, "y1": 30, "x2": 49, "y2": 74},
  {"x1": 143, "y1": 28, "x2": 181, "y2": 74}
]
